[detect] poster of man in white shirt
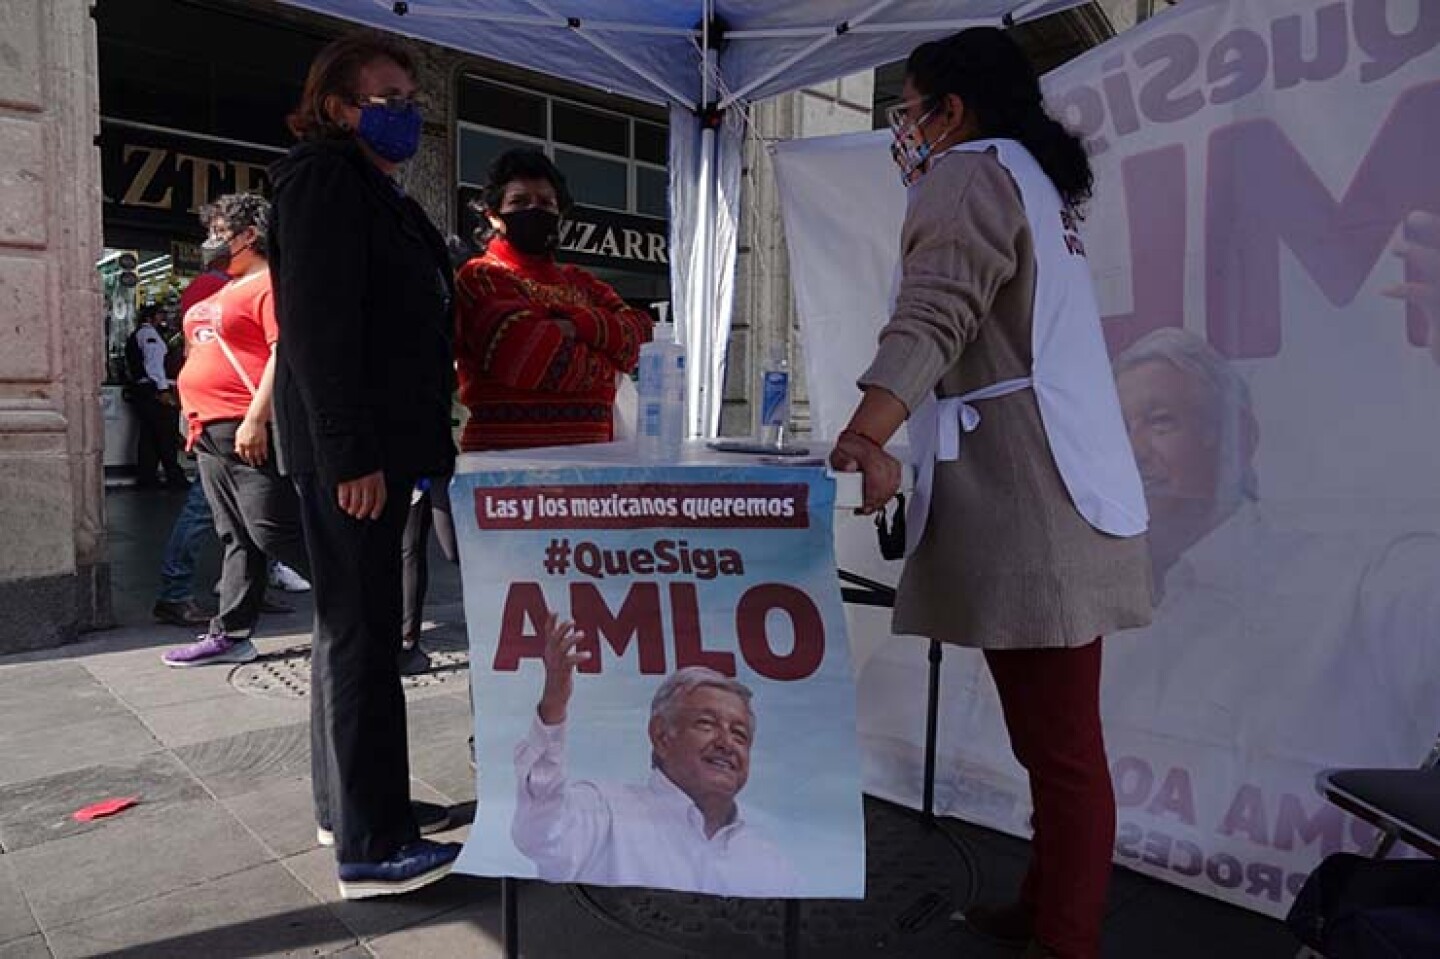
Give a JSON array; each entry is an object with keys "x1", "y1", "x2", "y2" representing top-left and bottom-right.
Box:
[
  {"x1": 449, "y1": 466, "x2": 865, "y2": 900},
  {"x1": 511, "y1": 614, "x2": 797, "y2": 896}
]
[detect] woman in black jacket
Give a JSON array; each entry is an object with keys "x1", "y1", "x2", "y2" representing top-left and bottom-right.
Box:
[{"x1": 269, "y1": 33, "x2": 459, "y2": 900}]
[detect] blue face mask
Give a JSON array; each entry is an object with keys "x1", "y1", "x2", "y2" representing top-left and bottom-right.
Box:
[{"x1": 356, "y1": 101, "x2": 423, "y2": 163}]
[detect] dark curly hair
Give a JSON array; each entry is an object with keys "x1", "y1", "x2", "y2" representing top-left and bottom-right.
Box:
[
  {"x1": 906, "y1": 27, "x2": 1094, "y2": 211},
  {"x1": 199, "y1": 192, "x2": 271, "y2": 258},
  {"x1": 287, "y1": 33, "x2": 418, "y2": 142},
  {"x1": 481, "y1": 148, "x2": 574, "y2": 215}
]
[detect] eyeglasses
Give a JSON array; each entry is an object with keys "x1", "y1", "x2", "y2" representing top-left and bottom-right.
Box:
[
  {"x1": 885, "y1": 98, "x2": 936, "y2": 133},
  {"x1": 355, "y1": 94, "x2": 426, "y2": 113}
]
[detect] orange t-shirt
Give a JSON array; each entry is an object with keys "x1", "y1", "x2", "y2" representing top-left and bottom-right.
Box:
[{"x1": 177, "y1": 270, "x2": 277, "y2": 446}]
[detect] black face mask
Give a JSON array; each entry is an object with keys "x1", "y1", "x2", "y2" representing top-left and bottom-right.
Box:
[
  {"x1": 200, "y1": 233, "x2": 251, "y2": 274},
  {"x1": 499, "y1": 209, "x2": 561, "y2": 257}
]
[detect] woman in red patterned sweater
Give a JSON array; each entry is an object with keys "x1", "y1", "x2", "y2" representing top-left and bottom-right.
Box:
[{"x1": 455, "y1": 149, "x2": 654, "y2": 451}]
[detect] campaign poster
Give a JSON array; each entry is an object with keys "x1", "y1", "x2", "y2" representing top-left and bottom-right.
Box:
[
  {"x1": 775, "y1": 0, "x2": 1440, "y2": 918},
  {"x1": 450, "y1": 465, "x2": 866, "y2": 899}
]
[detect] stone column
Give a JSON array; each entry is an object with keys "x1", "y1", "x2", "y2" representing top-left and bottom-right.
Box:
[{"x1": 0, "y1": 0, "x2": 109, "y2": 652}]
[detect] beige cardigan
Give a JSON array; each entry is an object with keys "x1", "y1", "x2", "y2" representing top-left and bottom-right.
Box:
[{"x1": 858, "y1": 149, "x2": 1153, "y2": 650}]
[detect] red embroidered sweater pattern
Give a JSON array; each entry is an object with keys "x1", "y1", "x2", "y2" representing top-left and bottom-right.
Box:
[{"x1": 455, "y1": 237, "x2": 653, "y2": 451}]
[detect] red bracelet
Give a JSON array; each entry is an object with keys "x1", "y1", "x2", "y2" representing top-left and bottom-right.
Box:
[{"x1": 839, "y1": 428, "x2": 886, "y2": 451}]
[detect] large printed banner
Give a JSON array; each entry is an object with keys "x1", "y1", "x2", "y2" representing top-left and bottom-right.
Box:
[
  {"x1": 775, "y1": 0, "x2": 1440, "y2": 917},
  {"x1": 451, "y1": 466, "x2": 865, "y2": 899}
]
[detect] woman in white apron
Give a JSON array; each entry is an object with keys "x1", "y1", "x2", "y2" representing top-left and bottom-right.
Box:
[{"x1": 829, "y1": 28, "x2": 1152, "y2": 959}]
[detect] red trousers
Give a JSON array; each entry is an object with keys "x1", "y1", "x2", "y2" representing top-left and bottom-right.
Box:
[{"x1": 985, "y1": 639, "x2": 1114, "y2": 959}]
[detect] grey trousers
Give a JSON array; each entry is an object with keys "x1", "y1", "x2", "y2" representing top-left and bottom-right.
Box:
[{"x1": 196, "y1": 420, "x2": 311, "y2": 638}]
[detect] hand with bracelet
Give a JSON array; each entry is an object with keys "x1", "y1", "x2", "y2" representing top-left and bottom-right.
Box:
[{"x1": 829, "y1": 386, "x2": 908, "y2": 515}]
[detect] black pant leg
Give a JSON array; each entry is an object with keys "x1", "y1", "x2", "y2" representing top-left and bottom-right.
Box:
[
  {"x1": 401, "y1": 487, "x2": 433, "y2": 641},
  {"x1": 429, "y1": 478, "x2": 459, "y2": 564},
  {"x1": 154, "y1": 400, "x2": 186, "y2": 484},
  {"x1": 132, "y1": 393, "x2": 161, "y2": 484},
  {"x1": 296, "y1": 472, "x2": 418, "y2": 864}
]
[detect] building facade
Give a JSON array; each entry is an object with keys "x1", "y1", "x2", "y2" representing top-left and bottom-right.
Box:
[{"x1": 2, "y1": 0, "x2": 1164, "y2": 651}]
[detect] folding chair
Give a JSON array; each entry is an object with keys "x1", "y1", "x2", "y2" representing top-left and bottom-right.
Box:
[{"x1": 1292, "y1": 734, "x2": 1440, "y2": 958}]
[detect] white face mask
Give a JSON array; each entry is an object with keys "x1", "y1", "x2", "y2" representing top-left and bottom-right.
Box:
[{"x1": 888, "y1": 99, "x2": 953, "y2": 187}]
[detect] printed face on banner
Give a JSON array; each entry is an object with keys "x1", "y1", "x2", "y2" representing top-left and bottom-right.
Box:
[
  {"x1": 450, "y1": 466, "x2": 865, "y2": 900},
  {"x1": 775, "y1": 0, "x2": 1440, "y2": 922}
]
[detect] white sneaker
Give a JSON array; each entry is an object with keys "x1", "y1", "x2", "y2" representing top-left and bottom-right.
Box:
[{"x1": 269, "y1": 563, "x2": 311, "y2": 593}]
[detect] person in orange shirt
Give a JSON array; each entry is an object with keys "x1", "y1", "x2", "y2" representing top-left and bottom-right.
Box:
[
  {"x1": 162, "y1": 193, "x2": 312, "y2": 667},
  {"x1": 453, "y1": 148, "x2": 653, "y2": 452}
]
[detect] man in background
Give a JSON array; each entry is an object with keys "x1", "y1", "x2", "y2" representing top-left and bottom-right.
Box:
[{"x1": 124, "y1": 303, "x2": 188, "y2": 489}]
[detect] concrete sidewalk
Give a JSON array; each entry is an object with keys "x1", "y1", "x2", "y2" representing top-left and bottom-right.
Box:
[{"x1": 0, "y1": 489, "x2": 1300, "y2": 958}]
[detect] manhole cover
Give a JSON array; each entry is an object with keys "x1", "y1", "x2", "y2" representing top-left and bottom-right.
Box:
[
  {"x1": 572, "y1": 798, "x2": 977, "y2": 956},
  {"x1": 229, "y1": 636, "x2": 470, "y2": 699}
]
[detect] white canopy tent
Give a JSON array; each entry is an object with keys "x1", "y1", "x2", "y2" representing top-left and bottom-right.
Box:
[{"x1": 274, "y1": 0, "x2": 1090, "y2": 436}]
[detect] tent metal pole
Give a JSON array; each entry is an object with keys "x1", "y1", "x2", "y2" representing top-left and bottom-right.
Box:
[
  {"x1": 717, "y1": 0, "x2": 903, "y2": 109},
  {"x1": 693, "y1": 30, "x2": 720, "y2": 438},
  {"x1": 517, "y1": 0, "x2": 692, "y2": 106},
  {"x1": 1004, "y1": 0, "x2": 1088, "y2": 24},
  {"x1": 501, "y1": 877, "x2": 519, "y2": 959},
  {"x1": 727, "y1": 17, "x2": 998, "y2": 40},
  {"x1": 374, "y1": 0, "x2": 699, "y2": 38}
]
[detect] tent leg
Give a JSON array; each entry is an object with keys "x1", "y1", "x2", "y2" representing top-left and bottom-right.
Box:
[
  {"x1": 783, "y1": 899, "x2": 802, "y2": 958},
  {"x1": 502, "y1": 877, "x2": 519, "y2": 958},
  {"x1": 922, "y1": 638, "x2": 943, "y2": 824},
  {"x1": 695, "y1": 120, "x2": 717, "y2": 438}
]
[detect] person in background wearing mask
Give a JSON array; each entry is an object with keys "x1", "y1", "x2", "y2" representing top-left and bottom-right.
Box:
[
  {"x1": 396, "y1": 235, "x2": 473, "y2": 676},
  {"x1": 269, "y1": 33, "x2": 459, "y2": 899},
  {"x1": 828, "y1": 29, "x2": 1151, "y2": 959},
  {"x1": 124, "y1": 303, "x2": 188, "y2": 489},
  {"x1": 453, "y1": 148, "x2": 652, "y2": 452},
  {"x1": 159, "y1": 193, "x2": 312, "y2": 667},
  {"x1": 151, "y1": 249, "x2": 304, "y2": 628}
]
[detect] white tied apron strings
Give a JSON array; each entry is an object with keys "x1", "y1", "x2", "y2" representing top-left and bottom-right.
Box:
[{"x1": 906, "y1": 376, "x2": 1034, "y2": 555}]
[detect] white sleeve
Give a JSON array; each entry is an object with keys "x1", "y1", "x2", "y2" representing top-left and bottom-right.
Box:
[
  {"x1": 1357, "y1": 533, "x2": 1440, "y2": 753},
  {"x1": 138, "y1": 326, "x2": 170, "y2": 388},
  {"x1": 510, "y1": 715, "x2": 611, "y2": 881}
]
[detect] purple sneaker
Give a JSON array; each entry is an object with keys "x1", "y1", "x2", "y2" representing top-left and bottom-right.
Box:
[{"x1": 162, "y1": 631, "x2": 258, "y2": 668}]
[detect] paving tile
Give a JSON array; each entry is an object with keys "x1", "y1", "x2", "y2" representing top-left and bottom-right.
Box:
[
  {"x1": 222, "y1": 776, "x2": 320, "y2": 860},
  {"x1": 363, "y1": 900, "x2": 506, "y2": 959},
  {"x1": 0, "y1": 752, "x2": 207, "y2": 854},
  {"x1": 0, "y1": 936, "x2": 50, "y2": 959},
  {"x1": 0, "y1": 662, "x2": 133, "y2": 737},
  {"x1": 404, "y1": 690, "x2": 471, "y2": 744},
  {"x1": 138, "y1": 690, "x2": 309, "y2": 749},
  {"x1": 174, "y1": 723, "x2": 310, "y2": 800},
  {"x1": 8, "y1": 799, "x2": 268, "y2": 930},
  {"x1": 364, "y1": 882, "x2": 691, "y2": 959},
  {"x1": 0, "y1": 713, "x2": 161, "y2": 789},
  {"x1": 82, "y1": 645, "x2": 242, "y2": 711},
  {"x1": 407, "y1": 738, "x2": 477, "y2": 809},
  {"x1": 1102, "y1": 874, "x2": 1293, "y2": 959},
  {"x1": 44, "y1": 863, "x2": 356, "y2": 959},
  {"x1": 0, "y1": 858, "x2": 38, "y2": 947},
  {"x1": 405, "y1": 695, "x2": 477, "y2": 808},
  {"x1": 282, "y1": 847, "x2": 496, "y2": 943}
]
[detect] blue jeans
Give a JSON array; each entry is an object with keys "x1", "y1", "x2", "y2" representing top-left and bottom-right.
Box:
[{"x1": 156, "y1": 480, "x2": 215, "y2": 603}]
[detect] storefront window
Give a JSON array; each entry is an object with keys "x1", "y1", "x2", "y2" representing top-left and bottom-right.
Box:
[
  {"x1": 458, "y1": 127, "x2": 541, "y2": 186},
  {"x1": 554, "y1": 149, "x2": 629, "y2": 212},
  {"x1": 553, "y1": 101, "x2": 629, "y2": 157},
  {"x1": 456, "y1": 74, "x2": 668, "y2": 217},
  {"x1": 458, "y1": 76, "x2": 547, "y2": 139},
  {"x1": 634, "y1": 121, "x2": 667, "y2": 165},
  {"x1": 636, "y1": 166, "x2": 668, "y2": 218}
]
